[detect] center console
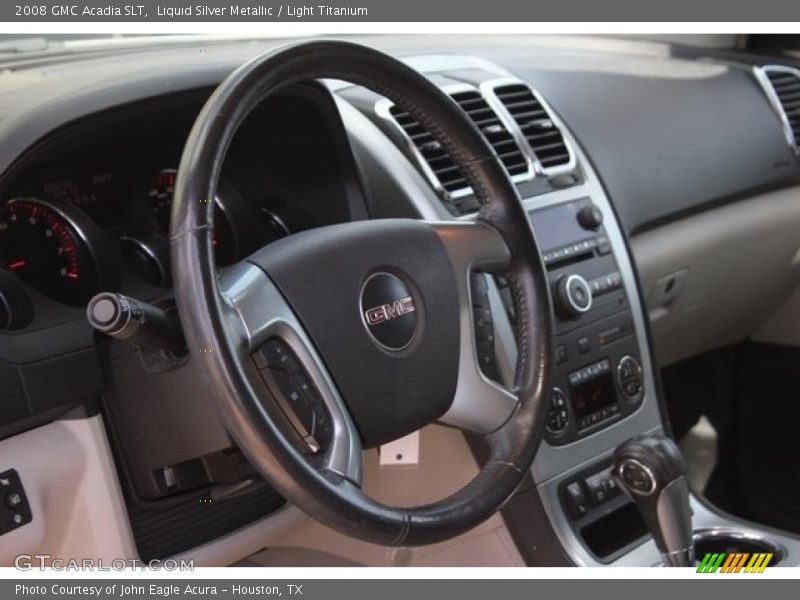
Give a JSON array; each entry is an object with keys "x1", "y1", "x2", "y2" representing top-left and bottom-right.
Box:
[
  {"x1": 347, "y1": 53, "x2": 800, "y2": 568},
  {"x1": 500, "y1": 184, "x2": 662, "y2": 564},
  {"x1": 527, "y1": 198, "x2": 644, "y2": 445}
]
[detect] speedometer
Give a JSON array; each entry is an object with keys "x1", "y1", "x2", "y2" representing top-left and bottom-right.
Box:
[{"x1": 0, "y1": 198, "x2": 113, "y2": 305}]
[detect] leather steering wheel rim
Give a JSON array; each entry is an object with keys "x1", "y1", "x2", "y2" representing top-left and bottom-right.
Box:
[{"x1": 171, "y1": 40, "x2": 554, "y2": 546}]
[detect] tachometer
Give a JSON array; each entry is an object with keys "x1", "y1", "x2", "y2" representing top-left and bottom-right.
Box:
[{"x1": 0, "y1": 198, "x2": 113, "y2": 305}]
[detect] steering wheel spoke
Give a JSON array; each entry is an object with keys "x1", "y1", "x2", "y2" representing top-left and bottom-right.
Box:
[
  {"x1": 219, "y1": 262, "x2": 363, "y2": 485},
  {"x1": 427, "y1": 221, "x2": 519, "y2": 434}
]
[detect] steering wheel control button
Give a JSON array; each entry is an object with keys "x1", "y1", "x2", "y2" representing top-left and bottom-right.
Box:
[
  {"x1": 617, "y1": 355, "x2": 644, "y2": 401},
  {"x1": 470, "y1": 274, "x2": 500, "y2": 381},
  {"x1": 555, "y1": 274, "x2": 593, "y2": 319},
  {"x1": 255, "y1": 339, "x2": 300, "y2": 373},
  {"x1": 546, "y1": 387, "x2": 570, "y2": 435},
  {"x1": 618, "y1": 458, "x2": 657, "y2": 496},
  {"x1": 254, "y1": 340, "x2": 332, "y2": 451},
  {"x1": 0, "y1": 469, "x2": 32, "y2": 536},
  {"x1": 360, "y1": 272, "x2": 418, "y2": 352}
]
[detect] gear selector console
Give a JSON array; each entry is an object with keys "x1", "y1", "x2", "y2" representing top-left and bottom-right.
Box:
[{"x1": 613, "y1": 435, "x2": 694, "y2": 567}]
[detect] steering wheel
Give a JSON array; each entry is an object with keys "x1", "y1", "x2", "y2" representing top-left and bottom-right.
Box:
[{"x1": 171, "y1": 40, "x2": 554, "y2": 546}]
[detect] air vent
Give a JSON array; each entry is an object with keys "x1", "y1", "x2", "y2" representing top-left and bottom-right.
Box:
[
  {"x1": 757, "y1": 66, "x2": 800, "y2": 152},
  {"x1": 450, "y1": 90, "x2": 528, "y2": 178},
  {"x1": 389, "y1": 104, "x2": 469, "y2": 194},
  {"x1": 388, "y1": 89, "x2": 528, "y2": 200},
  {"x1": 494, "y1": 83, "x2": 572, "y2": 170}
]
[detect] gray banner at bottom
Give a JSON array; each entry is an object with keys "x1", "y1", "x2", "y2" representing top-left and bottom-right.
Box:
[{"x1": 4, "y1": 579, "x2": 797, "y2": 600}]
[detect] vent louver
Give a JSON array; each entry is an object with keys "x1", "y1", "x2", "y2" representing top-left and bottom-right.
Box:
[
  {"x1": 450, "y1": 90, "x2": 528, "y2": 178},
  {"x1": 493, "y1": 83, "x2": 572, "y2": 170},
  {"x1": 389, "y1": 104, "x2": 468, "y2": 194},
  {"x1": 388, "y1": 89, "x2": 528, "y2": 200},
  {"x1": 758, "y1": 66, "x2": 800, "y2": 152}
]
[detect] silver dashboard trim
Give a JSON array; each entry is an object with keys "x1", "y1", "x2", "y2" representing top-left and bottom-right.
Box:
[
  {"x1": 374, "y1": 82, "x2": 536, "y2": 205},
  {"x1": 481, "y1": 76, "x2": 578, "y2": 178},
  {"x1": 377, "y1": 54, "x2": 663, "y2": 563},
  {"x1": 753, "y1": 65, "x2": 800, "y2": 155},
  {"x1": 219, "y1": 262, "x2": 363, "y2": 485},
  {"x1": 428, "y1": 221, "x2": 519, "y2": 434}
]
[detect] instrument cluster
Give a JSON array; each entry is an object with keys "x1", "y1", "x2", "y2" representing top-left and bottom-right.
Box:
[{"x1": 0, "y1": 165, "x2": 291, "y2": 308}]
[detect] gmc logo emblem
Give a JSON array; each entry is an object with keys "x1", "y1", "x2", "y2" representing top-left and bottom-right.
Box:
[{"x1": 364, "y1": 296, "x2": 416, "y2": 326}]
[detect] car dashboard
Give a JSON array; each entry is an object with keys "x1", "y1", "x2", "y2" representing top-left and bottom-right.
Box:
[{"x1": 1, "y1": 35, "x2": 800, "y2": 567}]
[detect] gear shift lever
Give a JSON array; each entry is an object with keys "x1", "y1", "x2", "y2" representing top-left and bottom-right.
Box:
[{"x1": 612, "y1": 434, "x2": 694, "y2": 566}]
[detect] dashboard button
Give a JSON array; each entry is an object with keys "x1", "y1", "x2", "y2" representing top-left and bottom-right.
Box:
[
  {"x1": 556, "y1": 344, "x2": 568, "y2": 364},
  {"x1": 565, "y1": 482, "x2": 589, "y2": 519},
  {"x1": 585, "y1": 473, "x2": 608, "y2": 506},
  {"x1": 546, "y1": 387, "x2": 570, "y2": 435}
]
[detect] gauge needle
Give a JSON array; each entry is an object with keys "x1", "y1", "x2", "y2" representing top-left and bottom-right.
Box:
[{"x1": 7, "y1": 259, "x2": 26, "y2": 270}]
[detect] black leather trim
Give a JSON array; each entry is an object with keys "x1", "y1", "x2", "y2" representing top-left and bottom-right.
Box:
[{"x1": 171, "y1": 40, "x2": 554, "y2": 546}]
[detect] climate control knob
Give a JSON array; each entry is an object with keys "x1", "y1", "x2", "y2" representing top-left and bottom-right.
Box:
[
  {"x1": 617, "y1": 355, "x2": 644, "y2": 401},
  {"x1": 555, "y1": 274, "x2": 593, "y2": 319},
  {"x1": 546, "y1": 387, "x2": 570, "y2": 435}
]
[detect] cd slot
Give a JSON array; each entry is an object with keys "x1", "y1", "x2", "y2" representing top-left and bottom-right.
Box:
[
  {"x1": 542, "y1": 236, "x2": 605, "y2": 269},
  {"x1": 545, "y1": 249, "x2": 594, "y2": 270}
]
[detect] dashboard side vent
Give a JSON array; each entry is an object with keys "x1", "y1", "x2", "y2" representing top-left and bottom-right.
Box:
[
  {"x1": 493, "y1": 83, "x2": 572, "y2": 170},
  {"x1": 450, "y1": 90, "x2": 528, "y2": 178},
  {"x1": 389, "y1": 104, "x2": 469, "y2": 194},
  {"x1": 388, "y1": 89, "x2": 529, "y2": 205},
  {"x1": 756, "y1": 66, "x2": 800, "y2": 153}
]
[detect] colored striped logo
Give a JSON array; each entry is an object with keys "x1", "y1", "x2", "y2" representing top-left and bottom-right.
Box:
[{"x1": 696, "y1": 552, "x2": 773, "y2": 573}]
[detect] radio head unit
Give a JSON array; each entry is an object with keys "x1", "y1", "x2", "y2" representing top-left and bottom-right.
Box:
[{"x1": 524, "y1": 198, "x2": 646, "y2": 445}]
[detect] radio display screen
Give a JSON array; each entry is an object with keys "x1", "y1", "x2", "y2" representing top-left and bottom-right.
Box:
[
  {"x1": 528, "y1": 201, "x2": 592, "y2": 251},
  {"x1": 570, "y1": 371, "x2": 617, "y2": 419}
]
